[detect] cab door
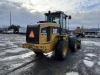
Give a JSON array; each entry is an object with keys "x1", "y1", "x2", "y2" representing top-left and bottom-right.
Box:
[
  {"x1": 40, "y1": 27, "x2": 51, "y2": 43},
  {"x1": 47, "y1": 27, "x2": 51, "y2": 42}
]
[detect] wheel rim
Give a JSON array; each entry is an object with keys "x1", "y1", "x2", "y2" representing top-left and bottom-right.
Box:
[{"x1": 63, "y1": 46, "x2": 67, "y2": 57}]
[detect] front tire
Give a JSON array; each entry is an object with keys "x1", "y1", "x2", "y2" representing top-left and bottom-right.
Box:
[{"x1": 55, "y1": 40, "x2": 68, "y2": 60}]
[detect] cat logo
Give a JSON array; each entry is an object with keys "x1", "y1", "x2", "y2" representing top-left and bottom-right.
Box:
[{"x1": 29, "y1": 31, "x2": 34, "y2": 38}]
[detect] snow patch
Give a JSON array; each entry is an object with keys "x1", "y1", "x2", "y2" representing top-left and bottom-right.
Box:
[
  {"x1": 11, "y1": 45, "x2": 18, "y2": 47},
  {"x1": 5, "y1": 48, "x2": 27, "y2": 53},
  {"x1": 5, "y1": 42, "x2": 18, "y2": 47},
  {"x1": 82, "y1": 41, "x2": 100, "y2": 46},
  {"x1": 0, "y1": 52, "x2": 6, "y2": 56},
  {"x1": 83, "y1": 50, "x2": 88, "y2": 52},
  {"x1": 0, "y1": 51, "x2": 34, "y2": 61},
  {"x1": 97, "y1": 62, "x2": 100, "y2": 65},
  {"x1": 86, "y1": 46, "x2": 94, "y2": 49},
  {"x1": 44, "y1": 52, "x2": 53, "y2": 57},
  {"x1": 84, "y1": 57, "x2": 91, "y2": 60},
  {"x1": 66, "y1": 72, "x2": 79, "y2": 75},
  {"x1": 0, "y1": 43, "x2": 5, "y2": 46},
  {"x1": 86, "y1": 53, "x2": 96, "y2": 57},
  {"x1": 21, "y1": 51, "x2": 34, "y2": 58},
  {"x1": 10, "y1": 63, "x2": 23, "y2": 69},
  {"x1": 83, "y1": 60, "x2": 94, "y2": 67},
  {"x1": 0, "y1": 48, "x2": 5, "y2": 50},
  {"x1": 5, "y1": 42, "x2": 14, "y2": 45}
]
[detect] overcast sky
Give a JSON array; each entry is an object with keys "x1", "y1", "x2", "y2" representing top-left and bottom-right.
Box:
[{"x1": 0, "y1": 0, "x2": 100, "y2": 29}]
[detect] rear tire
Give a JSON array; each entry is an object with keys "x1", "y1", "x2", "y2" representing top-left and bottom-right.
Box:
[
  {"x1": 69, "y1": 37, "x2": 77, "y2": 52},
  {"x1": 77, "y1": 39, "x2": 81, "y2": 49},
  {"x1": 55, "y1": 40, "x2": 68, "y2": 60}
]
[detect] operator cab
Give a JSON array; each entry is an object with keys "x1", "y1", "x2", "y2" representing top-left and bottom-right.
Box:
[
  {"x1": 45, "y1": 11, "x2": 71, "y2": 33},
  {"x1": 26, "y1": 11, "x2": 71, "y2": 43}
]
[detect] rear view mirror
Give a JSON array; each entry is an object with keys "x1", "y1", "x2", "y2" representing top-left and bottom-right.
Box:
[{"x1": 69, "y1": 15, "x2": 71, "y2": 19}]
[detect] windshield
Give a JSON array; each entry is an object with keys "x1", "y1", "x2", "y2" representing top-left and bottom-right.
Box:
[
  {"x1": 45, "y1": 16, "x2": 60, "y2": 25},
  {"x1": 52, "y1": 17, "x2": 60, "y2": 24}
]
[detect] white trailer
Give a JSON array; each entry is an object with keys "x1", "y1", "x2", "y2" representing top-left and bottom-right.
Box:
[
  {"x1": 97, "y1": 31, "x2": 100, "y2": 38},
  {"x1": 19, "y1": 27, "x2": 26, "y2": 34},
  {"x1": 6, "y1": 29, "x2": 14, "y2": 34}
]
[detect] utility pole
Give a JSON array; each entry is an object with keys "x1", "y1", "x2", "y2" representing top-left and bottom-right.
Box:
[
  {"x1": 98, "y1": 24, "x2": 99, "y2": 29},
  {"x1": 10, "y1": 11, "x2": 11, "y2": 26}
]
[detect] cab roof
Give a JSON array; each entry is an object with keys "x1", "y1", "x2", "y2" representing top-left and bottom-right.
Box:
[{"x1": 45, "y1": 11, "x2": 67, "y2": 17}]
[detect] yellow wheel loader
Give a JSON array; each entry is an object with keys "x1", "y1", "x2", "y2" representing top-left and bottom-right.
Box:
[
  {"x1": 75, "y1": 27, "x2": 85, "y2": 38},
  {"x1": 22, "y1": 11, "x2": 81, "y2": 60}
]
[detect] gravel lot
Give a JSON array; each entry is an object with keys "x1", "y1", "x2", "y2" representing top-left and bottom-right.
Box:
[{"x1": 0, "y1": 34, "x2": 100, "y2": 75}]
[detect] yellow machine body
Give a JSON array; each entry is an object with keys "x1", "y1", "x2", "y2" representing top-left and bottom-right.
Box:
[{"x1": 22, "y1": 23, "x2": 68, "y2": 53}]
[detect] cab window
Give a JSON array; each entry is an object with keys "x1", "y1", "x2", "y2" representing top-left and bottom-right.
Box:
[
  {"x1": 41, "y1": 28, "x2": 47, "y2": 34},
  {"x1": 52, "y1": 28, "x2": 59, "y2": 34}
]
